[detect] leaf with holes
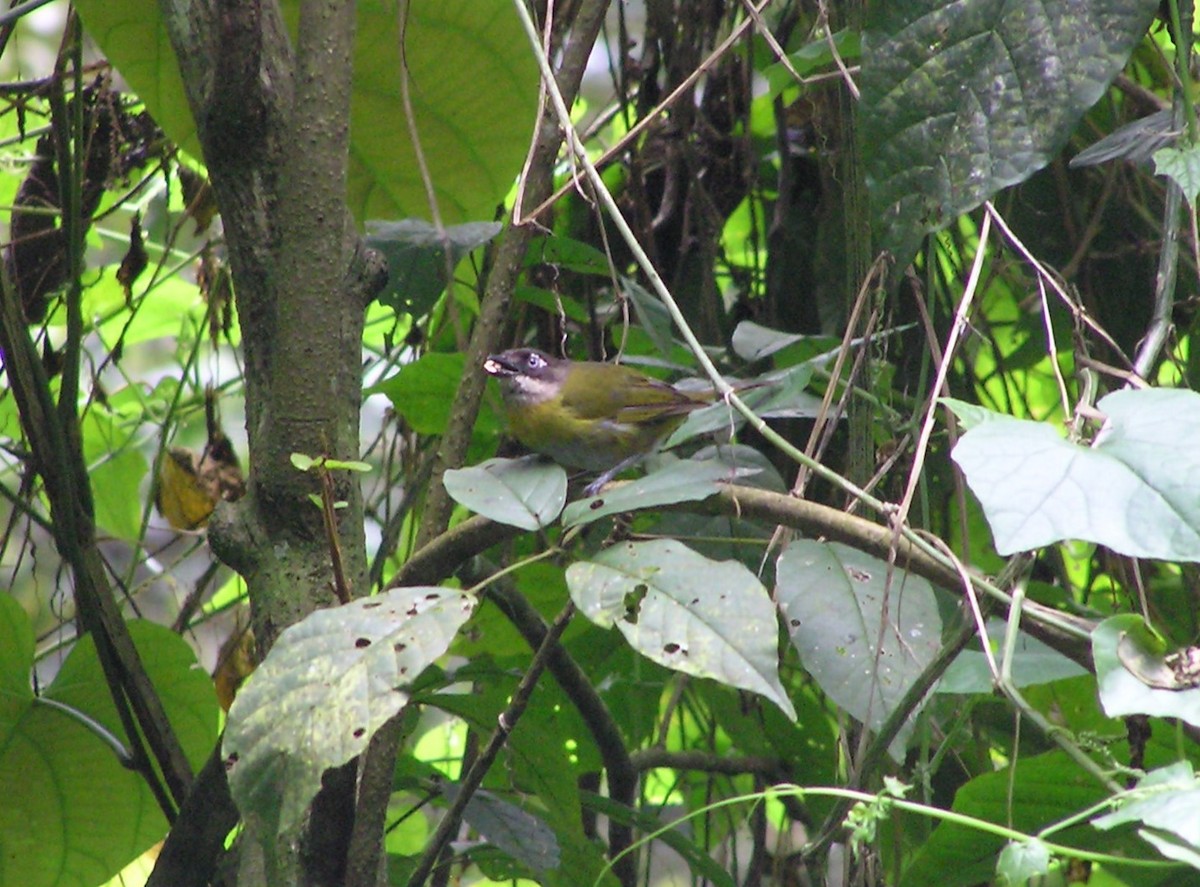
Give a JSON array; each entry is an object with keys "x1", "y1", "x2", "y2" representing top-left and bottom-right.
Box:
[
  {"x1": 776, "y1": 540, "x2": 942, "y2": 761},
  {"x1": 565, "y1": 540, "x2": 795, "y2": 719},
  {"x1": 223, "y1": 586, "x2": 475, "y2": 834},
  {"x1": 444, "y1": 457, "x2": 567, "y2": 530}
]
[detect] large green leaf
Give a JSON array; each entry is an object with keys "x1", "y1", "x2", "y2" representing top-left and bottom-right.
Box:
[
  {"x1": 950, "y1": 390, "x2": 1200, "y2": 559},
  {"x1": 565, "y1": 539, "x2": 796, "y2": 720},
  {"x1": 899, "y1": 752, "x2": 1110, "y2": 887},
  {"x1": 0, "y1": 602, "x2": 219, "y2": 887},
  {"x1": 369, "y1": 352, "x2": 466, "y2": 436},
  {"x1": 775, "y1": 540, "x2": 942, "y2": 761},
  {"x1": 444, "y1": 456, "x2": 567, "y2": 530},
  {"x1": 223, "y1": 586, "x2": 475, "y2": 834},
  {"x1": 861, "y1": 0, "x2": 1158, "y2": 263},
  {"x1": 76, "y1": 0, "x2": 539, "y2": 223}
]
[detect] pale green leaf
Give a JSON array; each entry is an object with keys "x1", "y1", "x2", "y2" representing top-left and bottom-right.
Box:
[
  {"x1": 444, "y1": 457, "x2": 567, "y2": 530},
  {"x1": 561, "y1": 458, "x2": 735, "y2": 528},
  {"x1": 1155, "y1": 143, "x2": 1200, "y2": 206},
  {"x1": 223, "y1": 586, "x2": 475, "y2": 834},
  {"x1": 1092, "y1": 615, "x2": 1200, "y2": 727},
  {"x1": 565, "y1": 540, "x2": 795, "y2": 719},
  {"x1": 996, "y1": 839, "x2": 1052, "y2": 886},
  {"x1": 952, "y1": 389, "x2": 1200, "y2": 559},
  {"x1": 776, "y1": 540, "x2": 942, "y2": 761}
]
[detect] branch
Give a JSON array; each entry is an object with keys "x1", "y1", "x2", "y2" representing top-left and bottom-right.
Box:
[
  {"x1": 0, "y1": 194, "x2": 194, "y2": 818},
  {"x1": 406, "y1": 602, "x2": 578, "y2": 886},
  {"x1": 480, "y1": 579, "x2": 638, "y2": 886},
  {"x1": 146, "y1": 744, "x2": 240, "y2": 887},
  {"x1": 413, "y1": 0, "x2": 612, "y2": 548}
]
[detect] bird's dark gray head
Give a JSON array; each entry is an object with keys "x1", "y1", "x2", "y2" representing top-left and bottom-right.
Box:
[{"x1": 483, "y1": 348, "x2": 567, "y2": 404}]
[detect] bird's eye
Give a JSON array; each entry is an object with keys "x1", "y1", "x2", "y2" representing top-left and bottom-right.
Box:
[{"x1": 527, "y1": 353, "x2": 545, "y2": 369}]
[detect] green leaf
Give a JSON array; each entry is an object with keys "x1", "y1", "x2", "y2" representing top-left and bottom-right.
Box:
[
  {"x1": 940, "y1": 396, "x2": 999, "y2": 432},
  {"x1": 1092, "y1": 615, "x2": 1200, "y2": 727},
  {"x1": 76, "y1": 0, "x2": 539, "y2": 223},
  {"x1": 731, "y1": 320, "x2": 825, "y2": 361},
  {"x1": 82, "y1": 408, "x2": 147, "y2": 542},
  {"x1": 763, "y1": 30, "x2": 861, "y2": 100},
  {"x1": 444, "y1": 457, "x2": 567, "y2": 530},
  {"x1": 525, "y1": 234, "x2": 612, "y2": 276},
  {"x1": 1155, "y1": 143, "x2": 1200, "y2": 207},
  {"x1": 290, "y1": 453, "x2": 316, "y2": 472},
  {"x1": 565, "y1": 539, "x2": 796, "y2": 719},
  {"x1": 1093, "y1": 762, "x2": 1200, "y2": 849},
  {"x1": 443, "y1": 784, "x2": 561, "y2": 875},
  {"x1": 368, "y1": 352, "x2": 466, "y2": 435},
  {"x1": 952, "y1": 389, "x2": 1200, "y2": 559},
  {"x1": 776, "y1": 540, "x2": 942, "y2": 761},
  {"x1": 900, "y1": 752, "x2": 1109, "y2": 887},
  {"x1": 622, "y1": 278, "x2": 677, "y2": 358},
  {"x1": 939, "y1": 619, "x2": 1087, "y2": 694},
  {"x1": 861, "y1": 0, "x2": 1158, "y2": 263},
  {"x1": 0, "y1": 616, "x2": 219, "y2": 887},
  {"x1": 0, "y1": 595, "x2": 35, "y2": 718},
  {"x1": 223, "y1": 586, "x2": 475, "y2": 834},
  {"x1": 996, "y1": 838, "x2": 1052, "y2": 886},
  {"x1": 561, "y1": 458, "x2": 735, "y2": 528},
  {"x1": 366, "y1": 219, "x2": 502, "y2": 315},
  {"x1": 666, "y1": 363, "x2": 820, "y2": 448},
  {"x1": 514, "y1": 285, "x2": 591, "y2": 324}
]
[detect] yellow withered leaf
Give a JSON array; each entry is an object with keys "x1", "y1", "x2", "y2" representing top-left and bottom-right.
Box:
[{"x1": 154, "y1": 433, "x2": 245, "y2": 531}]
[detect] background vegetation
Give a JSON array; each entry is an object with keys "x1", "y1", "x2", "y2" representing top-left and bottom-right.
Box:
[{"x1": 3, "y1": 0, "x2": 1200, "y2": 885}]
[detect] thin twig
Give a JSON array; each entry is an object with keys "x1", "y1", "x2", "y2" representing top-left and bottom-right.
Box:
[{"x1": 406, "y1": 602, "x2": 578, "y2": 886}]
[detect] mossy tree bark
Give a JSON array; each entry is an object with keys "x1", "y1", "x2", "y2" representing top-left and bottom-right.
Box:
[{"x1": 157, "y1": 0, "x2": 384, "y2": 882}]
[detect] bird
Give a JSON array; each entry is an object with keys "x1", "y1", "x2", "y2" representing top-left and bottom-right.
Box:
[{"x1": 483, "y1": 347, "x2": 715, "y2": 495}]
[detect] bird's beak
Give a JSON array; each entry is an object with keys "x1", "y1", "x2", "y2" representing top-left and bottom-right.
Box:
[{"x1": 483, "y1": 353, "x2": 520, "y2": 378}]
